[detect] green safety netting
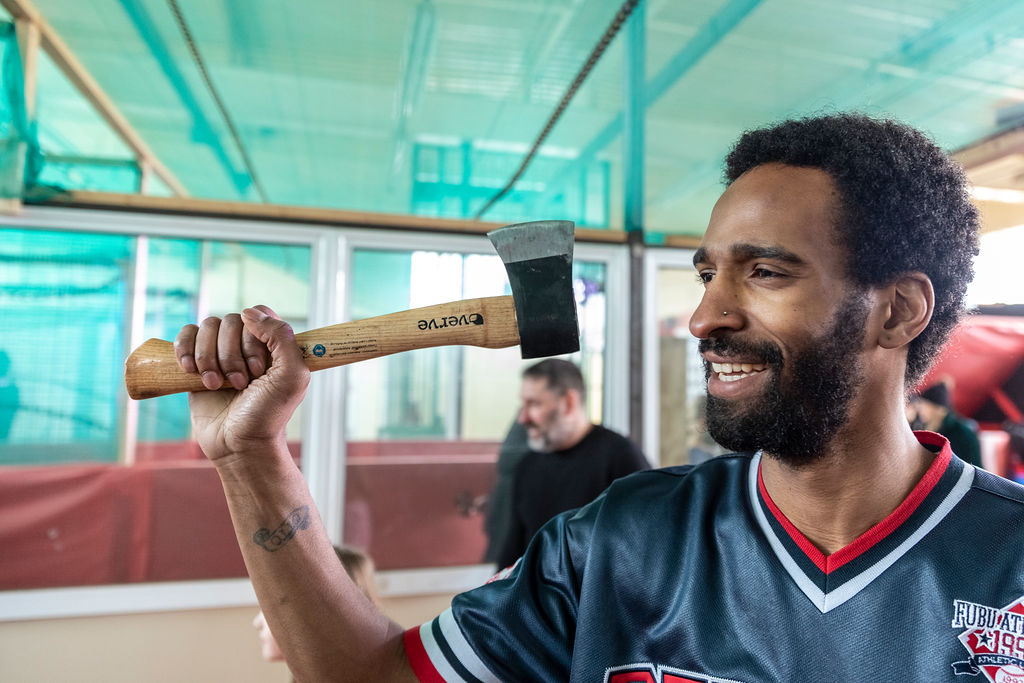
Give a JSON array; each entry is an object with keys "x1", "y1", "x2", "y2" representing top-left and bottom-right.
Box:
[
  {"x1": 2, "y1": 20, "x2": 140, "y2": 201},
  {"x1": 5, "y1": 0, "x2": 1024, "y2": 234}
]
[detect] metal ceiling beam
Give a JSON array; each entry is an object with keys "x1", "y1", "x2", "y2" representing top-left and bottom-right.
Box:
[
  {"x1": 529, "y1": 0, "x2": 763, "y2": 211},
  {"x1": 623, "y1": 0, "x2": 645, "y2": 456},
  {"x1": 224, "y1": 0, "x2": 267, "y2": 69},
  {"x1": 0, "y1": 0, "x2": 188, "y2": 197}
]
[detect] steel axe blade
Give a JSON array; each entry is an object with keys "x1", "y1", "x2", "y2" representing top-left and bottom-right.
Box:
[{"x1": 487, "y1": 220, "x2": 580, "y2": 358}]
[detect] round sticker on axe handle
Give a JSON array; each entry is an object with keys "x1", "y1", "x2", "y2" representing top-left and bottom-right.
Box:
[{"x1": 488, "y1": 220, "x2": 580, "y2": 359}]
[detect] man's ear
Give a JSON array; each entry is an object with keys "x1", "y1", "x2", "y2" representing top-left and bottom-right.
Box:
[
  {"x1": 876, "y1": 272, "x2": 934, "y2": 349},
  {"x1": 561, "y1": 388, "x2": 581, "y2": 414}
]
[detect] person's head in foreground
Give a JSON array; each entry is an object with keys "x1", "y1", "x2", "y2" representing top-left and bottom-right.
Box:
[
  {"x1": 691, "y1": 112, "x2": 979, "y2": 465},
  {"x1": 253, "y1": 545, "x2": 378, "y2": 662}
]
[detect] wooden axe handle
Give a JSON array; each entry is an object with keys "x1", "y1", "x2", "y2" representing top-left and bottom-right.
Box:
[{"x1": 124, "y1": 295, "x2": 519, "y2": 400}]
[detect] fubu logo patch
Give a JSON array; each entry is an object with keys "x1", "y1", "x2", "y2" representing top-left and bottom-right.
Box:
[{"x1": 952, "y1": 596, "x2": 1024, "y2": 681}]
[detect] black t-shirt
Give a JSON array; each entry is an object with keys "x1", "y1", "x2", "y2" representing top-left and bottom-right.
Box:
[{"x1": 496, "y1": 424, "x2": 648, "y2": 568}]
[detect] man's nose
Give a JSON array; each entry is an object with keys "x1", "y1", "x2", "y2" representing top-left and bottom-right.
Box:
[{"x1": 688, "y1": 287, "x2": 744, "y2": 339}]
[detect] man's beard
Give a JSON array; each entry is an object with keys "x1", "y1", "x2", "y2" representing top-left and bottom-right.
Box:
[
  {"x1": 525, "y1": 406, "x2": 561, "y2": 452},
  {"x1": 701, "y1": 293, "x2": 870, "y2": 466},
  {"x1": 526, "y1": 431, "x2": 550, "y2": 452}
]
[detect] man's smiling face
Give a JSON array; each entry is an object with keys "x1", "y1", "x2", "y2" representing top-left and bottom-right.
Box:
[{"x1": 689, "y1": 163, "x2": 873, "y2": 465}]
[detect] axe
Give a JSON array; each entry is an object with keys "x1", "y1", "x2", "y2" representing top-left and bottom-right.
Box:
[{"x1": 124, "y1": 220, "x2": 580, "y2": 400}]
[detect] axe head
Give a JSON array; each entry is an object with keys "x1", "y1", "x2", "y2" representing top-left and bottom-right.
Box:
[{"x1": 488, "y1": 220, "x2": 580, "y2": 359}]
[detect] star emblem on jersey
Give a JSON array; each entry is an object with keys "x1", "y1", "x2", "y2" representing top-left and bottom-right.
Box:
[{"x1": 951, "y1": 595, "x2": 1024, "y2": 680}]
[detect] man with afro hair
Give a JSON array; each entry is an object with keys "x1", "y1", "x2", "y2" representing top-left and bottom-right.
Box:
[{"x1": 174, "y1": 113, "x2": 1024, "y2": 682}]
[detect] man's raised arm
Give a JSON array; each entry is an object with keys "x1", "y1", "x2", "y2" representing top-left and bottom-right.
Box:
[{"x1": 174, "y1": 305, "x2": 417, "y2": 682}]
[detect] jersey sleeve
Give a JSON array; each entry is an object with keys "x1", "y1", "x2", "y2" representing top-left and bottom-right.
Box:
[{"x1": 404, "y1": 494, "x2": 600, "y2": 682}]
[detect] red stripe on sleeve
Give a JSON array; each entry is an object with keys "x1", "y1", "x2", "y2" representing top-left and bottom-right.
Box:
[{"x1": 404, "y1": 626, "x2": 448, "y2": 683}]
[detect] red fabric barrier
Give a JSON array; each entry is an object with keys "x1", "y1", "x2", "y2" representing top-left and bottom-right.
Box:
[
  {"x1": 0, "y1": 461, "x2": 245, "y2": 590},
  {"x1": 0, "y1": 441, "x2": 499, "y2": 590},
  {"x1": 141, "y1": 461, "x2": 247, "y2": 582},
  {"x1": 0, "y1": 463, "x2": 151, "y2": 588},
  {"x1": 344, "y1": 452, "x2": 497, "y2": 570},
  {"x1": 921, "y1": 316, "x2": 1024, "y2": 417}
]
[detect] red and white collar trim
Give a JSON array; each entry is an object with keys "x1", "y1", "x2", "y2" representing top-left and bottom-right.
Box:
[
  {"x1": 757, "y1": 432, "x2": 952, "y2": 574},
  {"x1": 748, "y1": 432, "x2": 975, "y2": 613}
]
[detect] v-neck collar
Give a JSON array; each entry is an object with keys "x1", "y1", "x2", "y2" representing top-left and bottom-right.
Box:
[{"x1": 747, "y1": 432, "x2": 975, "y2": 613}]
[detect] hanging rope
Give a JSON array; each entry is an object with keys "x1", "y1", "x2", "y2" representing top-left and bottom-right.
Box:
[
  {"x1": 474, "y1": 0, "x2": 641, "y2": 220},
  {"x1": 167, "y1": 0, "x2": 270, "y2": 203}
]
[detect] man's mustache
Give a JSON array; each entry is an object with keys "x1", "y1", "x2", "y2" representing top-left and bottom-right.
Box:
[{"x1": 697, "y1": 337, "x2": 785, "y2": 377}]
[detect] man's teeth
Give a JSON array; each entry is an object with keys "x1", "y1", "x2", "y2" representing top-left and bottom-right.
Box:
[{"x1": 711, "y1": 362, "x2": 767, "y2": 382}]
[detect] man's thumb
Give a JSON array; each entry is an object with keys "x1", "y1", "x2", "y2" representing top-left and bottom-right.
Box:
[{"x1": 241, "y1": 307, "x2": 300, "y2": 367}]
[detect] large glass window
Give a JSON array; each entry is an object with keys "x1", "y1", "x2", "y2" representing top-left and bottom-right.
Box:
[
  {"x1": 0, "y1": 229, "x2": 132, "y2": 463},
  {"x1": 343, "y1": 246, "x2": 608, "y2": 568},
  {"x1": 0, "y1": 223, "x2": 311, "y2": 590},
  {"x1": 0, "y1": 214, "x2": 624, "y2": 616}
]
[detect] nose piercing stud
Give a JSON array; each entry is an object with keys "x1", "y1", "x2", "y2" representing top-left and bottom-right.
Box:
[{"x1": 722, "y1": 311, "x2": 729, "y2": 316}]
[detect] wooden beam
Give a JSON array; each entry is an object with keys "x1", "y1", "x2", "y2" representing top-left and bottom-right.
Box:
[
  {"x1": 14, "y1": 19, "x2": 37, "y2": 119},
  {"x1": 952, "y1": 128, "x2": 1024, "y2": 235},
  {"x1": 138, "y1": 160, "x2": 151, "y2": 195},
  {"x1": 972, "y1": 198, "x2": 1024, "y2": 235},
  {"x1": 953, "y1": 127, "x2": 1024, "y2": 171},
  {"x1": 663, "y1": 234, "x2": 702, "y2": 249},
  {"x1": 40, "y1": 190, "x2": 632, "y2": 244},
  {"x1": 0, "y1": 0, "x2": 189, "y2": 197}
]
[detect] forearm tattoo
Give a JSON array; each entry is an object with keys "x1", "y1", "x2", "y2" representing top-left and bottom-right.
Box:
[{"x1": 253, "y1": 506, "x2": 310, "y2": 552}]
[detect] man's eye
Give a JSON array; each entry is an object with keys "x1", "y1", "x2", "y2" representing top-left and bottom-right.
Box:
[
  {"x1": 752, "y1": 267, "x2": 783, "y2": 279},
  {"x1": 696, "y1": 271, "x2": 714, "y2": 285}
]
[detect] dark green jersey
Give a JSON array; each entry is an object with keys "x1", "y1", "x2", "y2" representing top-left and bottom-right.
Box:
[{"x1": 406, "y1": 433, "x2": 1024, "y2": 682}]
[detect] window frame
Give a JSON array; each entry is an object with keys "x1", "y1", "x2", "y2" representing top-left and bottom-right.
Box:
[
  {"x1": 0, "y1": 205, "x2": 336, "y2": 621},
  {"x1": 0, "y1": 206, "x2": 630, "y2": 620},
  {"x1": 643, "y1": 247, "x2": 698, "y2": 467}
]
